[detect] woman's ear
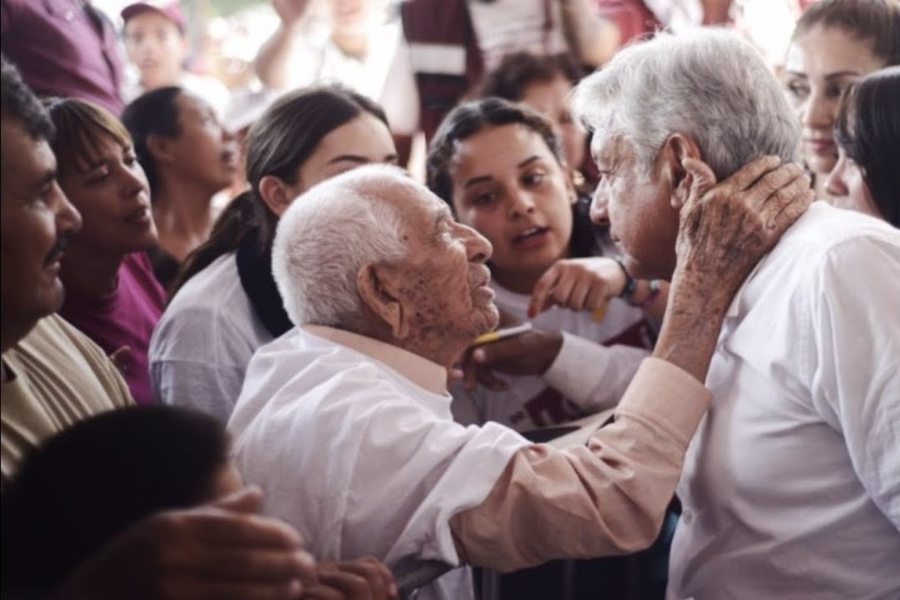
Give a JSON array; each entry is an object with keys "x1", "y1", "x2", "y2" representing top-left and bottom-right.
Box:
[
  {"x1": 146, "y1": 134, "x2": 176, "y2": 165},
  {"x1": 664, "y1": 133, "x2": 703, "y2": 209},
  {"x1": 258, "y1": 175, "x2": 298, "y2": 217},
  {"x1": 357, "y1": 263, "x2": 410, "y2": 340}
]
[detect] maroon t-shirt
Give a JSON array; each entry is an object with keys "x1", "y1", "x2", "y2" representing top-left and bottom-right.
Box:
[
  {"x1": 1, "y1": 0, "x2": 124, "y2": 115},
  {"x1": 60, "y1": 253, "x2": 166, "y2": 406}
]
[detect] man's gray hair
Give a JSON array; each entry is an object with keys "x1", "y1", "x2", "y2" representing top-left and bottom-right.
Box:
[
  {"x1": 571, "y1": 29, "x2": 800, "y2": 180},
  {"x1": 272, "y1": 165, "x2": 410, "y2": 328}
]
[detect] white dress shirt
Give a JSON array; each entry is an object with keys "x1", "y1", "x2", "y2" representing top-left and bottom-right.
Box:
[
  {"x1": 150, "y1": 253, "x2": 272, "y2": 423},
  {"x1": 668, "y1": 203, "x2": 900, "y2": 600},
  {"x1": 228, "y1": 326, "x2": 530, "y2": 600}
]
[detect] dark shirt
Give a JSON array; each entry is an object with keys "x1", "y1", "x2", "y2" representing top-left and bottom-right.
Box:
[{"x1": 1, "y1": 0, "x2": 124, "y2": 115}]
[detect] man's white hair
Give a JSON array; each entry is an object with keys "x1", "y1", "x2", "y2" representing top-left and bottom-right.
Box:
[
  {"x1": 272, "y1": 164, "x2": 411, "y2": 328},
  {"x1": 571, "y1": 29, "x2": 800, "y2": 180}
]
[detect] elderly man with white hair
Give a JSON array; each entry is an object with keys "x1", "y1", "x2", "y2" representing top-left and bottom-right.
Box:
[
  {"x1": 227, "y1": 156, "x2": 808, "y2": 598},
  {"x1": 572, "y1": 29, "x2": 900, "y2": 599}
]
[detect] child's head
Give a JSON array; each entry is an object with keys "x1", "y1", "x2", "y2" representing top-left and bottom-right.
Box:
[
  {"x1": 122, "y1": 1, "x2": 189, "y2": 90},
  {"x1": 1, "y1": 406, "x2": 238, "y2": 592},
  {"x1": 427, "y1": 98, "x2": 594, "y2": 292}
]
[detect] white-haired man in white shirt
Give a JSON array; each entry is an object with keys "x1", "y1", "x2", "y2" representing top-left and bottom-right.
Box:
[{"x1": 572, "y1": 28, "x2": 900, "y2": 600}]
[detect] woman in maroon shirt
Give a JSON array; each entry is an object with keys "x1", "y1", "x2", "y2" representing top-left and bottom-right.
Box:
[{"x1": 46, "y1": 97, "x2": 166, "y2": 406}]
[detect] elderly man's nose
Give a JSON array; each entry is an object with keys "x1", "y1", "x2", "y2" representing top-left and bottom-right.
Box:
[
  {"x1": 465, "y1": 226, "x2": 492, "y2": 262},
  {"x1": 590, "y1": 188, "x2": 609, "y2": 224}
]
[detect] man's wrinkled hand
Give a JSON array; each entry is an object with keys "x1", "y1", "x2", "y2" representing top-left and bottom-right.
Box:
[{"x1": 676, "y1": 155, "x2": 813, "y2": 303}]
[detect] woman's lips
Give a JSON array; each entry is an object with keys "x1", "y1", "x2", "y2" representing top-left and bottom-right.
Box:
[
  {"x1": 512, "y1": 226, "x2": 550, "y2": 249},
  {"x1": 805, "y1": 138, "x2": 836, "y2": 155}
]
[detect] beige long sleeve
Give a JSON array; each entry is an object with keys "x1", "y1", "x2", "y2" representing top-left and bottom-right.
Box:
[{"x1": 450, "y1": 357, "x2": 710, "y2": 572}]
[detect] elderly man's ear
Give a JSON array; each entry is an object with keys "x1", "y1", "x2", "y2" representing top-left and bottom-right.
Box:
[
  {"x1": 357, "y1": 263, "x2": 411, "y2": 340},
  {"x1": 664, "y1": 133, "x2": 704, "y2": 210}
]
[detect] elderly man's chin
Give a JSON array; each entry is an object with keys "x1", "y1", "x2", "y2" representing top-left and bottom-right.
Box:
[
  {"x1": 623, "y1": 254, "x2": 675, "y2": 283},
  {"x1": 478, "y1": 302, "x2": 500, "y2": 335}
]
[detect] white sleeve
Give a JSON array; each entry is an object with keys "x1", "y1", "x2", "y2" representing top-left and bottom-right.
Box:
[
  {"x1": 152, "y1": 359, "x2": 247, "y2": 425},
  {"x1": 542, "y1": 332, "x2": 648, "y2": 413},
  {"x1": 809, "y1": 234, "x2": 900, "y2": 529},
  {"x1": 379, "y1": 37, "x2": 420, "y2": 136},
  {"x1": 150, "y1": 306, "x2": 256, "y2": 425}
]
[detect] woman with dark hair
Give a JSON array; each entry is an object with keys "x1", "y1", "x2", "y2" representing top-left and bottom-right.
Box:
[
  {"x1": 427, "y1": 97, "x2": 663, "y2": 431},
  {"x1": 150, "y1": 86, "x2": 397, "y2": 422},
  {"x1": 46, "y1": 97, "x2": 166, "y2": 406},
  {"x1": 826, "y1": 66, "x2": 900, "y2": 227},
  {"x1": 782, "y1": 0, "x2": 900, "y2": 202},
  {"x1": 122, "y1": 86, "x2": 238, "y2": 288},
  {"x1": 478, "y1": 51, "x2": 597, "y2": 192}
]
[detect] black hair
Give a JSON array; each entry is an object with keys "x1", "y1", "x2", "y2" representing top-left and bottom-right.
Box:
[
  {"x1": 793, "y1": 0, "x2": 900, "y2": 66},
  {"x1": 0, "y1": 54, "x2": 54, "y2": 141},
  {"x1": 121, "y1": 86, "x2": 183, "y2": 195},
  {"x1": 1, "y1": 406, "x2": 231, "y2": 594},
  {"x1": 427, "y1": 97, "x2": 601, "y2": 259},
  {"x1": 835, "y1": 66, "x2": 900, "y2": 227},
  {"x1": 170, "y1": 85, "x2": 388, "y2": 296},
  {"x1": 479, "y1": 51, "x2": 584, "y2": 102},
  {"x1": 427, "y1": 98, "x2": 561, "y2": 204}
]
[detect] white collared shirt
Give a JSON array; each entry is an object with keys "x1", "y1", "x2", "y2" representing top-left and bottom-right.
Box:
[
  {"x1": 228, "y1": 325, "x2": 529, "y2": 600},
  {"x1": 668, "y1": 203, "x2": 900, "y2": 599}
]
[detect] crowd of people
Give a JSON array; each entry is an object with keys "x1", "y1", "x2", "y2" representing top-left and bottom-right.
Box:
[{"x1": 1, "y1": 0, "x2": 898, "y2": 599}]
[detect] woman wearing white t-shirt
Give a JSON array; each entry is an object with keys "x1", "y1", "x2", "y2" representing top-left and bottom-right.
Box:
[
  {"x1": 427, "y1": 97, "x2": 667, "y2": 431},
  {"x1": 149, "y1": 86, "x2": 398, "y2": 422}
]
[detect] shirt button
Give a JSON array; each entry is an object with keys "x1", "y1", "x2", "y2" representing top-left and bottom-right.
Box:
[{"x1": 682, "y1": 510, "x2": 693, "y2": 525}]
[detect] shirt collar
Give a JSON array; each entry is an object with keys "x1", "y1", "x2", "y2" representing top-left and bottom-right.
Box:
[{"x1": 303, "y1": 325, "x2": 448, "y2": 395}]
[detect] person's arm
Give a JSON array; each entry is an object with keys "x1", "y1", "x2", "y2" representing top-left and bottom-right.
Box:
[
  {"x1": 558, "y1": 0, "x2": 620, "y2": 67},
  {"x1": 255, "y1": 0, "x2": 313, "y2": 90},
  {"x1": 450, "y1": 156, "x2": 814, "y2": 570}
]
